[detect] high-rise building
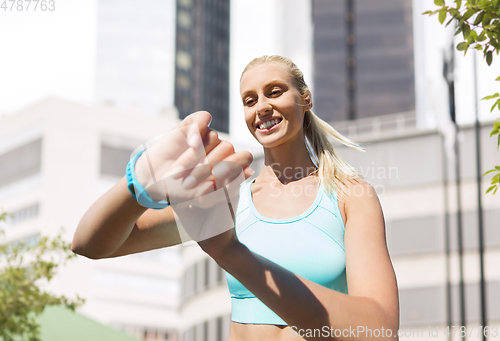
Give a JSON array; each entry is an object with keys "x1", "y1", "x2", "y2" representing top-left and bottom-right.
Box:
[
  {"x1": 312, "y1": 0, "x2": 415, "y2": 122},
  {"x1": 174, "y1": 0, "x2": 231, "y2": 133}
]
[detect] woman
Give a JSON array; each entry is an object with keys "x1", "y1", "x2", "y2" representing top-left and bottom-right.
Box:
[{"x1": 72, "y1": 55, "x2": 399, "y2": 340}]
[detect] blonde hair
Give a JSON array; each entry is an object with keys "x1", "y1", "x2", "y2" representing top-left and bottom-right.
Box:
[{"x1": 241, "y1": 55, "x2": 365, "y2": 199}]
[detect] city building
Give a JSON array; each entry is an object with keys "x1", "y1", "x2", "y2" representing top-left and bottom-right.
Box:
[
  {"x1": 334, "y1": 114, "x2": 500, "y2": 333},
  {"x1": 174, "y1": 0, "x2": 231, "y2": 133},
  {"x1": 311, "y1": 0, "x2": 415, "y2": 122}
]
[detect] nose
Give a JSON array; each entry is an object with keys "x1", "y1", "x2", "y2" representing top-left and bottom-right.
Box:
[{"x1": 255, "y1": 97, "x2": 272, "y2": 115}]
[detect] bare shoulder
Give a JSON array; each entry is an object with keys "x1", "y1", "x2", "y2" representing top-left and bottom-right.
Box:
[{"x1": 337, "y1": 177, "x2": 380, "y2": 216}]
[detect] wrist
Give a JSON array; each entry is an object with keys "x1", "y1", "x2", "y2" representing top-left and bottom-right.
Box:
[
  {"x1": 134, "y1": 153, "x2": 152, "y2": 194},
  {"x1": 200, "y1": 231, "x2": 243, "y2": 265},
  {"x1": 126, "y1": 150, "x2": 170, "y2": 209}
]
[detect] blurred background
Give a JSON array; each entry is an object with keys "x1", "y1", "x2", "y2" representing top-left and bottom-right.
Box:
[{"x1": 0, "y1": 0, "x2": 499, "y2": 340}]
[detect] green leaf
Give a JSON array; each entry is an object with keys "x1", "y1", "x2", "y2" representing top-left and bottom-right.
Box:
[
  {"x1": 422, "y1": 10, "x2": 434, "y2": 15},
  {"x1": 487, "y1": 50, "x2": 493, "y2": 65},
  {"x1": 482, "y1": 93, "x2": 500, "y2": 100},
  {"x1": 486, "y1": 185, "x2": 496, "y2": 193},
  {"x1": 439, "y1": 8, "x2": 448, "y2": 24},
  {"x1": 462, "y1": 23, "x2": 471, "y2": 38},
  {"x1": 474, "y1": 11, "x2": 485, "y2": 25},
  {"x1": 482, "y1": 13, "x2": 491, "y2": 27},
  {"x1": 491, "y1": 101, "x2": 500, "y2": 112},
  {"x1": 495, "y1": 76, "x2": 500, "y2": 81},
  {"x1": 490, "y1": 129, "x2": 499, "y2": 136},
  {"x1": 435, "y1": 0, "x2": 445, "y2": 5},
  {"x1": 484, "y1": 168, "x2": 497, "y2": 176},
  {"x1": 457, "y1": 42, "x2": 469, "y2": 50},
  {"x1": 496, "y1": 166, "x2": 500, "y2": 171},
  {"x1": 455, "y1": 0, "x2": 462, "y2": 9},
  {"x1": 462, "y1": 8, "x2": 478, "y2": 21},
  {"x1": 494, "y1": 186, "x2": 498, "y2": 195},
  {"x1": 477, "y1": 31, "x2": 487, "y2": 41},
  {"x1": 446, "y1": 17, "x2": 455, "y2": 27},
  {"x1": 474, "y1": 44, "x2": 484, "y2": 50}
]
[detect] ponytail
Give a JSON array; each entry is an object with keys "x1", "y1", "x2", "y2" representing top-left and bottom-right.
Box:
[{"x1": 303, "y1": 110, "x2": 365, "y2": 199}]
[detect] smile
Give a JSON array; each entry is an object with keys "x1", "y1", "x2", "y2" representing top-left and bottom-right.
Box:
[{"x1": 257, "y1": 118, "x2": 282, "y2": 132}]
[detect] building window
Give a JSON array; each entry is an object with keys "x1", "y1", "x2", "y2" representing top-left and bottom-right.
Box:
[
  {"x1": 204, "y1": 258, "x2": 209, "y2": 288},
  {"x1": 0, "y1": 138, "x2": 42, "y2": 189},
  {"x1": 216, "y1": 316, "x2": 223, "y2": 341},
  {"x1": 177, "y1": 11, "x2": 192, "y2": 28},
  {"x1": 203, "y1": 321, "x2": 208, "y2": 341},
  {"x1": 100, "y1": 144, "x2": 134, "y2": 178},
  {"x1": 193, "y1": 263, "x2": 198, "y2": 293},
  {"x1": 1, "y1": 203, "x2": 40, "y2": 230},
  {"x1": 176, "y1": 51, "x2": 192, "y2": 70}
]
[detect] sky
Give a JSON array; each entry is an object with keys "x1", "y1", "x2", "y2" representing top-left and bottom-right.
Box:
[{"x1": 0, "y1": 0, "x2": 97, "y2": 115}]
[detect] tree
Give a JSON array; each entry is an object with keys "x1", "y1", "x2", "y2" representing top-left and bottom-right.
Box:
[
  {"x1": 424, "y1": 0, "x2": 500, "y2": 194},
  {"x1": 0, "y1": 211, "x2": 84, "y2": 341}
]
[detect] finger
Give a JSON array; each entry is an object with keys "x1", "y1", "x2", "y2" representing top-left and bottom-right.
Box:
[
  {"x1": 181, "y1": 140, "x2": 236, "y2": 190},
  {"x1": 202, "y1": 129, "x2": 221, "y2": 155},
  {"x1": 211, "y1": 150, "x2": 253, "y2": 190},
  {"x1": 243, "y1": 167, "x2": 255, "y2": 179},
  {"x1": 168, "y1": 129, "x2": 221, "y2": 181},
  {"x1": 176, "y1": 111, "x2": 212, "y2": 144}
]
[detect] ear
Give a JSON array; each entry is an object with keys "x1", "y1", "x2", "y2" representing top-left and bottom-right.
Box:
[{"x1": 303, "y1": 91, "x2": 313, "y2": 111}]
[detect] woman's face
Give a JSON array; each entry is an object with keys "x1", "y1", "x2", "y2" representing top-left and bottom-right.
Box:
[{"x1": 240, "y1": 63, "x2": 310, "y2": 149}]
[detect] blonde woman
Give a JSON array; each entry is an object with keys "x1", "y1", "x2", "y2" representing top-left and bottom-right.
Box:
[{"x1": 73, "y1": 55, "x2": 399, "y2": 340}]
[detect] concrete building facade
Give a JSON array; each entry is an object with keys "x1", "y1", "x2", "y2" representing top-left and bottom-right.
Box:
[{"x1": 0, "y1": 98, "x2": 183, "y2": 341}]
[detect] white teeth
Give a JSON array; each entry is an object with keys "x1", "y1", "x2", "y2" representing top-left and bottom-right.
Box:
[{"x1": 259, "y1": 119, "x2": 279, "y2": 129}]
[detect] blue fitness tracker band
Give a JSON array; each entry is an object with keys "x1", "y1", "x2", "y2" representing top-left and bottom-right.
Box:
[{"x1": 126, "y1": 150, "x2": 170, "y2": 209}]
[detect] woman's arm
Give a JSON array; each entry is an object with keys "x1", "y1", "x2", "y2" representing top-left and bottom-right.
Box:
[
  {"x1": 206, "y1": 178, "x2": 399, "y2": 341},
  {"x1": 71, "y1": 177, "x2": 181, "y2": 259},
  {"x1": 72, "y1": 111, "x2": 254, "y2": 260}
]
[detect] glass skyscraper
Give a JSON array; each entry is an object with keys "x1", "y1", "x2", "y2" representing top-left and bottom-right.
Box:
[
  {"x1": 312, "y1": 0, "x2": 415, "y2": 122},
  {"x1": 174, "y1": 0, "x2": 231, "y2": 133}
]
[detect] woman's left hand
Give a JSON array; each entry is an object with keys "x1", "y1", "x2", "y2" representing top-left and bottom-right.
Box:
[{"x1": 167, "y1": 137, "x2": 250, "y2": 255}]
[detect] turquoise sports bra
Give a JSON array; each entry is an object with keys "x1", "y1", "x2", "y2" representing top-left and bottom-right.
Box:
[{"x1": 224, "y1": 178, "x2": 348, "y2": 325}]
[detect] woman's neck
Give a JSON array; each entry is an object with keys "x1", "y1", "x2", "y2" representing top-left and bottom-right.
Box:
[{"x1": 260, "y1": 134, "x2": 317, "y2": 184}]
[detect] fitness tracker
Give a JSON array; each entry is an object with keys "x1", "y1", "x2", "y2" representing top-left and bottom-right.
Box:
[{"x1": 126, "y1": 150, "x2": 170, "y2": 209}]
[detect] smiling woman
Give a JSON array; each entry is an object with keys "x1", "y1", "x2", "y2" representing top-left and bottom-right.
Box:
[
  {"x1": 215, "y1": 55, "x2": 400, "y2": 340},
  {"x1": 72, "y1": 55, "x2": 399, "y2": 341}
]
